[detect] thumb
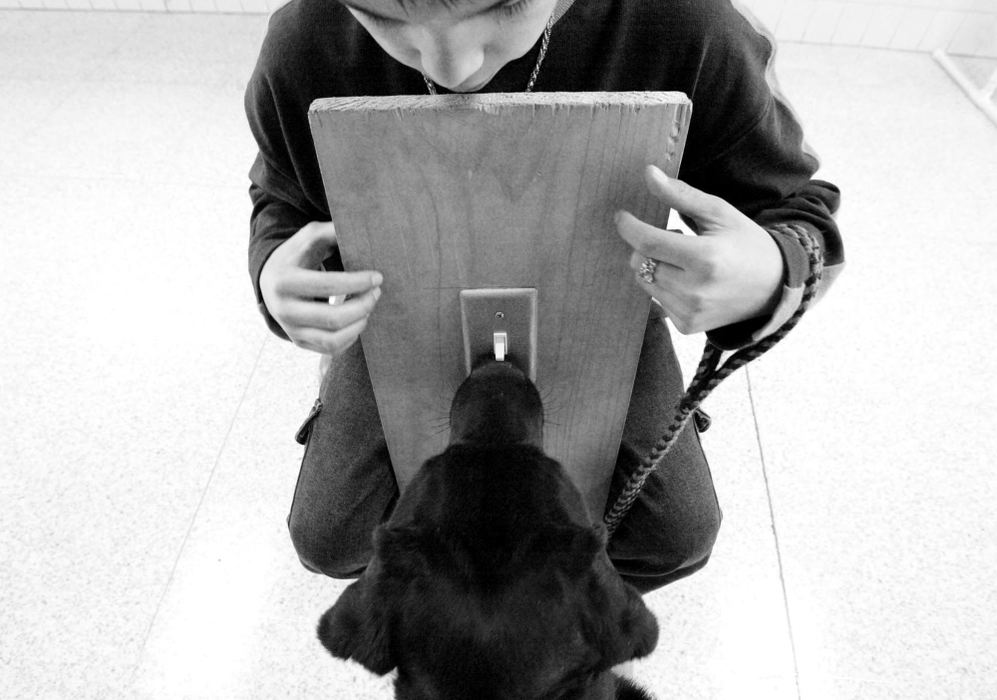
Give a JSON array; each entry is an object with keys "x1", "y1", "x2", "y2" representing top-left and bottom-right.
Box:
[{"x1": 644, "y1": 165, "x2": 730, "y2": 228}]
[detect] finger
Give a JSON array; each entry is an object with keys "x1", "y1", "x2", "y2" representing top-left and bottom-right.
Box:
[
  {"x1": 616, "y1": 209, "x2": 699, "y2": 270},
  {"x1": 292, "y1": 317, "x2": 369, "y2": 356},
  {"x1": 291, "y1": 221, "x2": 339, "y2": 268},
  {"x1": 629, "y1": 249, "x2": 682, "y2": 279},
  {"x1": 279, "y1": 268, "x2": 383, "y2": 299},
  {"x1": 284, "y1": 287, "x2": 380, "y2": 332},
  {"x1": 644, "y1": 289, "x2": 700, "y2": 335},
  {"x1": 629, "y1": 249, "x2": 682, "y2": 290},
  {"x1": 644, "y1": 165, "x2": 732, "y2": 227},
  {"x1": 642, "y1": 285, "x2": 682, "y2": 321},
  {"x1": 629, "y1": 250, "x2": 694, "y2": 300}
]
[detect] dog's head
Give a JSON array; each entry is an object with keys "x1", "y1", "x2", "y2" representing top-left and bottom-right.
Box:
[{"x1": 317, "y1": 360, "x2": 658, "y2": 699}]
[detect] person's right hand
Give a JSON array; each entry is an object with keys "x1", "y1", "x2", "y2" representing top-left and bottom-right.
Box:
[{"x1": 259, "y1": 221, "x2": 383, "y2": 356}]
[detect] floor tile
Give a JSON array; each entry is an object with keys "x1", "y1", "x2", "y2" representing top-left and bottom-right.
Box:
[
  {"x1": 747, "y1": 44, "x2": 997, "y2": 699},
  {"x1": 0, "y1": 174, "x2": 268, "y2": 698},
  {"x1": 0, "y1": 81, "x2": 227, "y2": 183},
  {"x1": 773, "y1": 45, "x2": 997, "y2": 247},
  {"x1": 88, "y1": 13, "x2": 266, "y2": 87},
  {"x1": 638, "y1": 360, "x2": 799, "y2": 699},
  {"x1": 0, "y1": 9, "x2": 26, "y2": 32},
  {"x1": 0, "y1": 78, "x2": 83, "y2": 144},
  {"x1": 172, "y1": 80, "x2": 262, "y2": 187},
  {"x1": 0, "y1": 10, "x2": 145, "y2": 80},
  {"x1": 129, "y1": 337, "x2": 395, "y2": 699}
]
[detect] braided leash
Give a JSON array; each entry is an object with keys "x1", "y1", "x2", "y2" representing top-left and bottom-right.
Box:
[{"x1": 604, "y1": 224, "x2": 824, "y2": 536}]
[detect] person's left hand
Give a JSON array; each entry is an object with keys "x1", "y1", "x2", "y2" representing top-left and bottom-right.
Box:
[{"x1": 615, "y1": 165, "x2": 785, "y2": 335}]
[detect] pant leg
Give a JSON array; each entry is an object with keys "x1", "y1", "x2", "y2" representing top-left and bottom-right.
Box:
[
  {"x1": 287, "y1": 309, "x2": 719, "y2": 589},
  {"x1": 287, "y1": 341, "x2": 398, "y2": 578},
  {"x1": 606, "y1": 306, "x2": 723, "y2": 595}
]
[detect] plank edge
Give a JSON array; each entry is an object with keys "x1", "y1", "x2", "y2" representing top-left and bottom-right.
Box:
[{"x1": 309, "y1": 91, "x2": 692, "y2": 114}]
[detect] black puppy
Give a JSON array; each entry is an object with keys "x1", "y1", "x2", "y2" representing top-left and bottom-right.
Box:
[{"x1": 317, "y1": 359, "x2": 658, "y2": 699}]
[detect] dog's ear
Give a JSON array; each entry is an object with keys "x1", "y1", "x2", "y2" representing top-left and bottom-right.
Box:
[
  {"x1": 316, "y1": 525, "x2": 417, "y2": 675},
  {"x1": 372, "y1": 523, "x2": 428, "y2": 576},
  {"x1": 316, "y1": 573, "x2": 394, "y2": 675},
  {"x1": 614, "y1": 584, "x2": 659, "y2": 662},
  {"x1": 585, "y1": 551, "x2": 659, "y2": 667}
]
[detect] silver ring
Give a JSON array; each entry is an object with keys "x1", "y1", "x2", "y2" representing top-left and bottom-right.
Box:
[{"x1": 638, "y1": 257, "x2": 659, "y2": 285}]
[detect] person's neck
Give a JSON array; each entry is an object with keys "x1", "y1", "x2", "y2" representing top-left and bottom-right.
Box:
[{"x1": 552, "y1": 0, "x2": 576, "y2": 24}]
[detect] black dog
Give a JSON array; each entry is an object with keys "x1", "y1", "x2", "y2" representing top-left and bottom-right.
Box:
[{"x1": 317, "y1": 359, "x2": 658, "y2": 699}]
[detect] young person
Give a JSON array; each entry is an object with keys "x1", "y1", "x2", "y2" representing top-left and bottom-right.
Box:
[{"x1": 245, "y1": 0, "x2": 844, "y2": 594}]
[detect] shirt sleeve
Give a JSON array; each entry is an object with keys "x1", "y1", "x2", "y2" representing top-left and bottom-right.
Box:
[
  {"x1": 243, "y1": 21, "x2": 336, "y2": 340},
  {"x1": 677, "y1": 4, "x2": 845, "y2": 350}
]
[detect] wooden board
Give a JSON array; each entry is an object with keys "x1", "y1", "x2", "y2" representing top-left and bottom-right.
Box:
[{"x1": 308, "y1": 92, "x2": 691, "y2": 517}]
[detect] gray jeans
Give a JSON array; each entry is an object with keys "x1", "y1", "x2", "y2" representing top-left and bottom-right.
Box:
[{"x1": 287, "y1": 307, "x2": 721, "y2": 595}]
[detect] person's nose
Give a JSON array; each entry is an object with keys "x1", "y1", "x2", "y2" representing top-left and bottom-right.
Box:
[{"x1": 417, "y1": 27, "x2": 484, "y2": 90}]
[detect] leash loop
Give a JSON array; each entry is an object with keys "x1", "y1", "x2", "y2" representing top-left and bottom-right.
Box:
[{"x1": 604, "y1": 225, "x2": 824, "y2": 536}]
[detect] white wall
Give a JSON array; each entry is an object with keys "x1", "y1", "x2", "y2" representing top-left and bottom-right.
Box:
[{"x1": 1, "y1": 0, "x2": 994, "y2": 58}]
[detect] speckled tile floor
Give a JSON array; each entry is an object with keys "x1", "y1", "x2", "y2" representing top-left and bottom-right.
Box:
[{"x1": 1, "y1": 10, "x2": 995, "y2": 700}]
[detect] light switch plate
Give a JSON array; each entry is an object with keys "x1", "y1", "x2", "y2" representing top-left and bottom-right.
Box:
[{"x1": 459, "y1": 288, "x2": 538, "y2": 381}]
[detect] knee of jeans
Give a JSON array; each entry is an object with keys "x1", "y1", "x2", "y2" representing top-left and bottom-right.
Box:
[
  {"x1": 287, "y1": 511, "x2": 372, "y2": 579},
  {"x1": 652, "y1": 503, "x2": 722, "y2": 574},
  {"x1": 677, "y1": 504, "x2": 722, "y2": 568}
]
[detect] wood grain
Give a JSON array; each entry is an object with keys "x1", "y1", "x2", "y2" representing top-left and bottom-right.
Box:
[{"x1": 308, "y1": 92, "x2": 691, "y2": 517}]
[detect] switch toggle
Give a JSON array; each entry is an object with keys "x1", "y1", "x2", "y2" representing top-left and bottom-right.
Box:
[{"x1": 493, "y1": 332, "x2": 508, "y2": 362}]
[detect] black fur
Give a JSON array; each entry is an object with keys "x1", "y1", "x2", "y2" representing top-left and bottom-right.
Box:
[{"x1": 317, "y1": 361, "x2": 658, "y2": 699}]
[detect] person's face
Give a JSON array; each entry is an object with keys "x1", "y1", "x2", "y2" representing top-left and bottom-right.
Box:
[{"x1": 340, "y1": 0, "x2": 558, "y2": 92}]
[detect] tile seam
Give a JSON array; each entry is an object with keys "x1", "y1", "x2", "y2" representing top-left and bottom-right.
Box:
[
  {"x1": 745, "y1": 366, "x2": 802, "y2": 700},
  {"x1": 126, "y1": 334, "x2": 269, "y2": 687}
]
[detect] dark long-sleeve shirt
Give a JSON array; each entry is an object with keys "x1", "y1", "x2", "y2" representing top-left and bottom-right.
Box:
[{"x1": 245, "y1": 0, "x2": 843, "y2": 348}]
